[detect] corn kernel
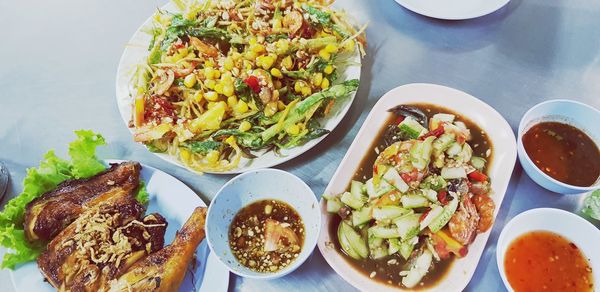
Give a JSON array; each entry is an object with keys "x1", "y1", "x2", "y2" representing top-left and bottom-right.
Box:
[
  {"x1": 213, "y1": 70, "x2": 220, "y2": 79},
  {"x1": 312, "y1": 72, "x2": 323, "y2": 86},
  {"x1": 272, "y1": 18, "x2": 282, "y2": 30},
  {"x1": 204, "y1": 79, "x2": 216, "y2": 89},
  {"x1": 281, "y1": 56, "x2": 293, "y2": 70},
  {"x1": 264, "y1": 102, "x2": 278, "y2": 117},
  {"x1": 251, "y1": 44, "x2": 266, "y2": 54},
  {"x1": 301, "y1": 86, "x2": 312, "y2": 97},
  {"x1": 221, "y1": 72, "x2": 233, "y2": 83},
  {"x1": 223, "y1": 83, "x2": 235, "y2": 97},
  {"x1": 277, "y1": 100, "x2": 285, "y2": 111},
  {"x1": 258, "y1": 54, "x2": 276, "y2": 70},
  {"x1": 274, "y1": 80, "x2": 283, "y2": 89},
  {"x1": 180, "y1": 148, "x2": 191, "y2": 162},
  {"x1": 272, "y1": 89, "x2": 280, "y2": 101},
  {"x1": 223, "y1": 58, "x2": 234, "y2": 71},
  {"x1": 205, "y1": 91, "x2": 219, "y2": 101},
  {"x1": 205, "y1": 150, "x2": 220, "y2": 164},
  {"x1": 184, "y1": 74, "x2": 197, "y2": 88},
  {"x1": 321, "y1": 78, "x2": 330, "y2": 89},
  {"x1": 227, "y1": 95, "x2": 238, "y2": 107},
  {"x1": 204, "y1": 67, "x2": 216, "y2": 79},
  {"x1": 249, "y1": 37, "x2": 257, "y2": 45},
  {"x1": 324, "y1": 43, "x2": 338, "y2": 53},
  {"x1": 193, "y1": 91, "x2": 203, "y2": 102},
  {"x1": 225, "y1": 136, "x2": 236, "y2": 145},
  {"x1": 204, "y1": 60, "x2": 215, "y2": 67},
  {"x1": 324, "y1": 65, "x2": 334, "y2": 75},
  {"x1": 294, "y1": 81, "x2": 303, "y2": 93},
  {"x1": 239, "y1": 121, "x2": 252, "y2": 132},
  {"x1": 276, "y1": 39, "x2": 289, "y2": 52},
  {"x1": 234, "y1": 100, "x2": 249, "y2": 113},
  {"x1": 286, "y1": 124, "x2": 300, "y2": 136},
  {"x1": 343, "y1": 39, "x2": 355, "y2": 51},
  {"x1": 214, "y1": 83, "x2": 224, "y2": 94},
  {"x1": 319, "y1": 49, "x2": 331, "y2": 61},
  {"x1": 270, "y1": 68, "x2": 283, "y2": 78}
]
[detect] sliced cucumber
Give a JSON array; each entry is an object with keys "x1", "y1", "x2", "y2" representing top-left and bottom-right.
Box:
[
  {"x1": 433, "y1": 133, "x2": 455, "y2": 152},
  {"x1": 419, "y1": 175, "x2": 447, "y2": 191},
  {"x1": 399, "y1": 237, "x2": 418, "y2": 260},
  {"x1": 366, "y1": 178, "x2": 394, "y2": 199},
  {"x1": 428, "y1": 197, "x2": 459, "y2": 233},
  {"x1": 441, "y1": 167, "x2": 467, "y2": 179},
  {"x1": 457, "y1": 143, "x2": 473, "y2": 162},
  {"x1": 370, "y1": 224, "x2": 401, "y2": 239},
  {"x1": 388, "y1": 238, "x2": 401, "y2": 255},
  {"x1": 341, "y1": 191, "x2": 365, "y2": 209},
  {"x1": 410, "y1": 136, "x2": 435, "y2": 170},
  {"x1": 351, "y1": 180, "x2": 366, "y2": 198},
  {"x1": 419, "y1": 205, "x2": 443, "y2": 230},
  {"x1": 394, "y1": 213, "x2": 420, "y2": 240},
  {"x1": 446, "y1": 142, "x2": 462, "y2": 156},
  {"x1": 352, "y1": 206, "x2": 373, "y2": 226},
  {"x1": 401, "y1": 250, "x2": 433, "y2": 288},
  {"x1": 338, "y1": 221, "x2": 369, "y2": 259},
  {"x1": 432, "y1": 113, "x2": 455, "y2": 123},
  {"x1": 401, "y1": 194, "x2": 430, "y2": 209},
  {"x1": 372, "y1": 206, "x2": 409, "y2": 223},
  {"x1": 382, "y1": 167, "x2": 409, "y2": 193},
  {"x1": 398, "y1": 116, "x2": 427, "y2": 139},
  {"x1": 421, "y1": 189, "x2": 438, "y2": 202},
  {"x1": 470, "y1": 156, "x2": 487, "y2": 170},
  {"x1": 367, "y1": 228, "x2": 389, "y2": 259},
  {"x1": 326, "y1": 197, "x2": 343, "y2": 213}
]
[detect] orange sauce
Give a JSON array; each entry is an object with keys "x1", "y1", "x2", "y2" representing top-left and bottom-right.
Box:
[{"x1": 504, "y1": 231, "x2": 594, "y2": 292}]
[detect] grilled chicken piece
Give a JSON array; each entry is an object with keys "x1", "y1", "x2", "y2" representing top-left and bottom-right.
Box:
[
  {"x1": 110, "y1": 207, "x2": 207, "y2": 292},
  {"x1": 37, "y1": 194, "x2": 167, "y2": 292},
  {"x1": 24, "y1": 162, "x2": 141, "y2": 242}
]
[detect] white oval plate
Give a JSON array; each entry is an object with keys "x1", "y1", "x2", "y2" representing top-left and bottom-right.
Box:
[
  {"x1": 317, "y1": 83, "x2": 517, "y2": 291},
  {"x1": 5, "y1": 160, "x2": 229, "y2": 292},
  {"x1": 115, "y1": 2, "x2": 362, "y2": 174},
  {"x1": 394, "y1": 0, "x2": 510, "y2": 20},
  {"x1": 496, "y1": 208, "x2": 600, "y2": 291}
]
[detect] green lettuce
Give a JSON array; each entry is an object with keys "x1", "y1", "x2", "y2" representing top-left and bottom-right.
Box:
[
  {"x1": 135, "y1": 181, "x2": 150, "y2": 206},
  {"x1": 0, "y1": 130, "x2": 147, "y2": 269},
  {"x1": 582, "y1": 190, "x2": 600, "y2": 220}
]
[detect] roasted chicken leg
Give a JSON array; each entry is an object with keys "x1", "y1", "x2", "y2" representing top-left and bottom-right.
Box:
[
  {"x1": 24, "y1": 162, "x2": 141, "y2": 242},
  {"x1": 109, "y1": 207, "x2": 207, "y2": 292}
]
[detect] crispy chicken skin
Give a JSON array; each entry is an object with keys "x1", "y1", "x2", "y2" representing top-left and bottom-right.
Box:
[
  {"x1": 37, "y1": 193, "x2": 167, "y2": 292},
  {"x1": 24, "y1": 162, "x2": 141, "y2": 242},
  {"x1": 109, "y1": 207, "x2": 207, "y2": 292}
]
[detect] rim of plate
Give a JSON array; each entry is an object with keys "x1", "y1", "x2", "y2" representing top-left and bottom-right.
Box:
[
  {"x1": 115, "y1": 2, "x2": 362, "y2": 174},
  {"x1": 394, "y1": 0, "x2": 511, "y2": 20},
  {"x1": 317, "y1": 83, "x2": 517, "y2": 291}
]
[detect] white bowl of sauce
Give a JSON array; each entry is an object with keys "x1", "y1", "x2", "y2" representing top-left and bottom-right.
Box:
[
  {"x1": 518, "y1": 99, "x2": 600, "y2": 194},
  {"x1": 205, "y1": 168, "x2": 321, "y2": 279},
  {"x1": 497, "y1": 208, "x2": 599, "y2": 292}
]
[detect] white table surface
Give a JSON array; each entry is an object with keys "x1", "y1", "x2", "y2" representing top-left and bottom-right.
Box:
[{"x1": 1, "y1": 0, "x2": 599, "y2": 291}]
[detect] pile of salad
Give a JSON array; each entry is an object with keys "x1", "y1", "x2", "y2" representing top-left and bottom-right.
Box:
[
  {"x1": 323, "y1": 105, "x2": 496, "y2": 288},
  {"x1": 130, "y1": 0, "x2": 365, "y2": 173}
]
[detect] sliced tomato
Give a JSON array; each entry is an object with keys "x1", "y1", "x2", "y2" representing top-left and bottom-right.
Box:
[
  {"x1": 437, "y1": 190, "x2": 448, "y2": 205},
  {"x1": 244, "y1": 76, "x2": 261, "y2": 93},
  {"x1": 468, "y1": 170, "x2": 488, "y2": 182},
  {"x1": 395, "y1": 115, "x2": 405, "y2": 125}
]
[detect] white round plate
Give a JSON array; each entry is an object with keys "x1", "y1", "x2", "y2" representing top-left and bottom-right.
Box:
[
  {"x1": 318, "y1": 83, "x2": 517, "y2": 291},
  {"x1": 115, "y1": 2, "x2": 362, "y2": 174},
  {"x1": 394, "y1": 0, "x2": 510, "y2": 20},
  {"x1": 6, "y1": 160, "x2": 229, "y2": 292}
]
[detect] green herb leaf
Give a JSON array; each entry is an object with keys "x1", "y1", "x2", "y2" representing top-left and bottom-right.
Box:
[
  {"x1": 69, "y1": 130, "x2": 106, "y2": 179},
  {"x1": 135, "y1": 181, "x2": 150, "y2": 205},
  {"x1": 186, "y1": 140, "x2": 223, "y2": 155}
]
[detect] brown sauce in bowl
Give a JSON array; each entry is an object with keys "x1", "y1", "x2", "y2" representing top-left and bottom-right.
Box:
[
  {"x1": 504, "y1": 231, "x2": 594, "y2": 292},
  {"x1": 522, "y1": 121, "x2": 600, "y2": 187}
]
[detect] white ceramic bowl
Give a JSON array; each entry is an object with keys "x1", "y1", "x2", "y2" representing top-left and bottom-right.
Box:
[
  {"x1": 206, "y1": 168, "x2": 321, "y2": 279},
  {"x1": 517, "y1": 99, "x2": 600, "y2": 194},
  {"x1": 496, "y1": 208, "x2": 600, "y2": 291},
  {"x1": 318, "y1": 83, "x2": 517, "y2": 291}
]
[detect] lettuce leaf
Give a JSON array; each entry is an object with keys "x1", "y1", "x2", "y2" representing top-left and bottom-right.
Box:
[
  {"x1": 135, "y1": 181, "x2": 150, "y2": 205},
  {"x1": 582, "y1": 190, "x2": 600, "y2": 220},
  {"x1": 0, "y1": 130, "x2": 107, "y2": 269}
]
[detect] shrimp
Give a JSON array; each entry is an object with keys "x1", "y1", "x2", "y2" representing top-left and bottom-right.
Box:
[{"x1": 448, "y1": 195, "x2": 479, "y2": 245}]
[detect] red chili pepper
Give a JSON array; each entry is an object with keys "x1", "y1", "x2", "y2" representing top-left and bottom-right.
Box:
[
  {"x1": 437, "y1": 190, "x2": 448, "y2": 205},
  {"x1": 468, "y1": 170, "x2": 488, "y2": 182},
  {"x1": 400, "y1": 173, "x2": 412, "y2": 183},
  {"x1": 420, "y1": 125, "x2": 445, "y2": 140},
  {"x1": 419, "y1": 208, "x2": 431, "y2": 222},
  {"x1": 243, "y1": 76, "x2": 261, "y2": 93},
  {"x1": 458, "y1": 246, "x2": 469, "y2": 257},
  {"x1": 395, "y1": 115, "x2": 405, "y2": 125}
]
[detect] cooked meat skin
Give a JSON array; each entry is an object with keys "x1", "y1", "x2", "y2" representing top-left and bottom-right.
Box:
[
  {"x1": 24, "y1": 162, "x2": 141, "y2": 242},
  {"x1": 109, "y1": 207, "x2": 207, "y2": 292},
  {"x1": 37, "y1": 193, "x2": 167, "y2": 292}
]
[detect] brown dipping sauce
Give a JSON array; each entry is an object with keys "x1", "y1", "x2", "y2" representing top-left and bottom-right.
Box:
[
  {"x1": 504, "y1": 231, "x2": 594, "y2": 292},
  {"x1": 522, "y1": 121, "x2": 600, "y2": 187},
  {"x1": 328, "y1": 103, "x2": 492, "y2": 288}
]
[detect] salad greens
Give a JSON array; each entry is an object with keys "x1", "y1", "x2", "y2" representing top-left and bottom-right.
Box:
[{"x1": 0, "y1": 130, "x2": 148, "y2": 269}]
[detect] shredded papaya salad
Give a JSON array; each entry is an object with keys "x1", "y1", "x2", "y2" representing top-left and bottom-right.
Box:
[
  {"x1": 130, "y1": 0, "x2": 366, "y2": 173},
  {"x1": 323, "y1": 106, "x2": 496, "y2": 288}
]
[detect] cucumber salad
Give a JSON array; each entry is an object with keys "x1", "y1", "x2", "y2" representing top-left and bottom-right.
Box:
[{"x1": 323, "y1": 105, "x2": 496, "y2": 288}]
